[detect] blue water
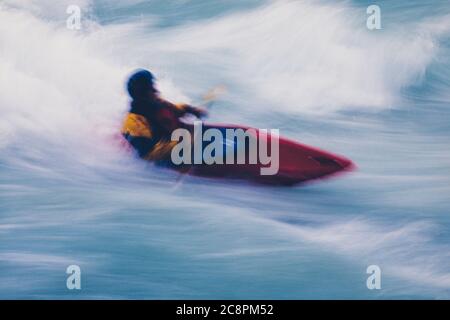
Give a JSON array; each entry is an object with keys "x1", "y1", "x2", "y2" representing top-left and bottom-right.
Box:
[{"x1": 1, "y1": 0, "x2": 450, "y2": 299}]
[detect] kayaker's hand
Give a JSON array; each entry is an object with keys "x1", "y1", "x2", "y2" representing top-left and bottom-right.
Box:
[{"x1": 190, "y1": 106, "x2": 208, "y2": 119}]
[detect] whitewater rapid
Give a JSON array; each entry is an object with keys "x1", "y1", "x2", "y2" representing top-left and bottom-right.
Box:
[{"x1": 1, "y1": 0, "x2": 450, "y2": 298}]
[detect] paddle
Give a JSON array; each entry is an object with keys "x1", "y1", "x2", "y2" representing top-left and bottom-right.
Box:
[
  {"x1": 201, "y1": 85, "x2": 227, "y2": 110},
  {"x1": 171, "y1": 85, "x2": 227, "y2": 189}
]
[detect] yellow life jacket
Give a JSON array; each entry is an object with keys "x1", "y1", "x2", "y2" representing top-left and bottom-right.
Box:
[{"x1": 121, "y1": 113, "x2": 176, "y2": 161}]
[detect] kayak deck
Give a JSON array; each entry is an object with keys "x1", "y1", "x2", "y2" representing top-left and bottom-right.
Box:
[{"x1": 180, "y1": 123, "x2": 355, "y2": 185}]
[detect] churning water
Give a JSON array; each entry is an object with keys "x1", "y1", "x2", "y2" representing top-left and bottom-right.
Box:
[{"x1": 1, "y1": 0, "x2": 450, "y2": 298}]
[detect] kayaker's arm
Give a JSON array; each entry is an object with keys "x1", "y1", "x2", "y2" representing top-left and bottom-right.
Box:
[
  {"x1": 185, "y1": 105, "x2": 208, "y2": 118},
  {"x1": 163, "y1": 100, "x2": 207, "y2": 119}
]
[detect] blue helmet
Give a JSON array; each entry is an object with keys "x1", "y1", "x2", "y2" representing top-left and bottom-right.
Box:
[{"x1": 127, "y1": 69, "x2": 155, "y2": 99}]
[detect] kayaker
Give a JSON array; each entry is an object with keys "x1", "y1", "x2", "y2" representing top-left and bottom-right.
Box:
[{"x1": 121, "y1": 69, "x2": 207, "y2": 164}]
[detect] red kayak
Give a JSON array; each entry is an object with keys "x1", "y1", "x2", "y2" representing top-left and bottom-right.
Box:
[
  {"x1": 179, "y1": 123, "x2": 355, "y2": 185},
  {"x1": 117, "y1": 122, "x2": 355, "y2": 185}
]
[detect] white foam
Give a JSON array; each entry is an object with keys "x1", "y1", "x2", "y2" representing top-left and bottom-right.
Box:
[
  {"x1": 2, "y1": 0, "x2": 448, "y2": 151},
  {"x1": 1, "y1": 0, "x2": 450, "y2": 297},
  {"x1": 135, "y1": 1, "x2": 449, "y2": 113}
]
